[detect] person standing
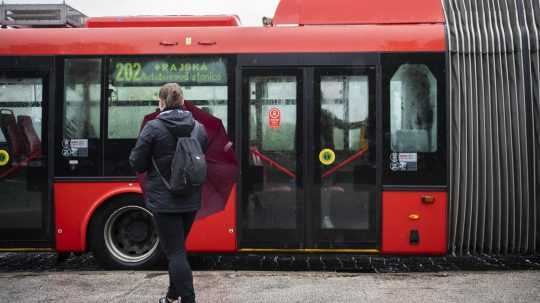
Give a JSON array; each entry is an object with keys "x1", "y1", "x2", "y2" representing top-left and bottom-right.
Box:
[{"x1": 129, "y1": 83, "x2": 208, "y2": 303}]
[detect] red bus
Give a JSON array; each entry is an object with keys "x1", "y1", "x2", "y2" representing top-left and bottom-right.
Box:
[{"x1": 0, "y1": 0, "x2": 538, "y2": 268}]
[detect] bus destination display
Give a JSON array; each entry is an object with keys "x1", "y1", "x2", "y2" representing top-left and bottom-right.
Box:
[{"x1": 111, "y1": 57, "x2": 227, "y2": 85}]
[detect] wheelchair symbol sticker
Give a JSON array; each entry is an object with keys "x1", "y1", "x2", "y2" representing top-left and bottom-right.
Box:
[
  {"x1": 319, "y1": 148, "x2": 336, "y2": 166},
  {"x1": 0, "y1": 149, "x2": 10, "y2": 166}
]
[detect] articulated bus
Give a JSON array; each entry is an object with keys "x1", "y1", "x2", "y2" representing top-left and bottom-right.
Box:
[{"x1": 0, "y1": 0, "x2": 538, "y2": 268}]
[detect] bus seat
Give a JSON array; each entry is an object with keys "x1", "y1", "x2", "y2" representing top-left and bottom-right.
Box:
[
  {"x1": 17, "y1": 115, "x2": 41, "y2": 156},
  {"x1": 0, "y1": 109, "x2": 26, "y2": 158}
]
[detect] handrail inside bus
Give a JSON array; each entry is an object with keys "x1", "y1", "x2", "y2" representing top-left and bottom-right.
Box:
[
  {"x1": 321, "y1": 146, "x2": 368, "y2": 179},
  {"x1": 250, "y1": 147, "x2": 296, "y2": 178},
  {"x1": 0, "y1": 151, "x2": 40, "y2": 179}
]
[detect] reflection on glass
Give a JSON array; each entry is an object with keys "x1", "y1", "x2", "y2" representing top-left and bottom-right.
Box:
[
  {"x1": 247, "y1": 76, "x2": 297, "y2": 229},
  {"x1": 319, "y1": 75, "x2": 372, "y2": 230},
  {"x1": 108, "y1": 85, "x2": 228, "y2": 139},
  {"x1": 0, "y1": 77, "x2": 43, "y2": 230},
  {"x1": 108, "y1": 57, "x2": 229, "y2": 139},
  {"x1": 390, "y1": 64, "x2": 437, "y2": 152},
  {"x1": 0, "y1": 78, "x2": 43, "y2": 161},
  {"x1": 64, "y1": 58, "x2": 102, "y2": 139}
]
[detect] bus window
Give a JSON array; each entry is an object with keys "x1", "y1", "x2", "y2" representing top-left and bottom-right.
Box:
[
  {"x1": 318, "y1": 75, "x2": 373, "y2": 231},
  {"x1": 0, "y1": 76, "x2": 44, "y2": 232},
  {"x1": 247, "y1": 75, "x2": 298, "y2": 230},
  {"x1": 320, "y1": 75, "x2": 369, "y2": 151},
  {"x1": 390, "y1": 64, "x2": 437, "y2": 153},
  {"x1": 58, "y1": 59, "x2": 102, "y2": 176},
  {"x1": 0, "y1": 79, "x2": 43, "y2": 144},
  {"x1": 105, "y1": 56, "x2": 229, "y2": 176},
  {"x1": 383, "y1": 54, "x2": 446, "y2": 186},
  {"x1": 63, "y1": 59, "x2": 102, "y2": 139},
  {"x1": 107, "y1": 57, "x2": 229, "y2": 139},
  {"x1": 249, "y1": 76, "x2": 296, "y2": 152}
]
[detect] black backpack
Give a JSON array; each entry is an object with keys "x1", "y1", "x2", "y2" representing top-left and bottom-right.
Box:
[{"x1": 152, "y1": 121, "x2": 207, "y2": 196}]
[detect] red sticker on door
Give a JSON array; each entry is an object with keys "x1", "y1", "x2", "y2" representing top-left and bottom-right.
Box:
[{"x1": 268, "y1": 107, "x2": 281, "y2": 129}]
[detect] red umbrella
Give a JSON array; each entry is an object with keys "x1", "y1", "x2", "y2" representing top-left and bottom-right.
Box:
[{"x1": 136, "y1": 102, "x2": 238, "y2": 219}]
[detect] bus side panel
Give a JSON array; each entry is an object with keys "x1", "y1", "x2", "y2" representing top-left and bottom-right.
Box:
[
  {"x1": 54, "y1": 182, "x2": 142, "y2": 252},
  {"x1": 54, "y1": 182, "x2": 237, "y2": 252},
  {"x1": 186, "y1": 185, "x2": 237, "y2": 252},
  {"x1": 381, "y1": 191, "x2": 447, "y2": 255}
]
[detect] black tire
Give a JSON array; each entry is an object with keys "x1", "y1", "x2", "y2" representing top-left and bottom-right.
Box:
[{"x1": 88, "y1": 194, "x2": 163, "y2": 269}]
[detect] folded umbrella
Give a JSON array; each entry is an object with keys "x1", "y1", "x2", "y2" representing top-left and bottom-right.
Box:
[{"x1": 183, "y1": 101, "x2": 238, "y2": 219}]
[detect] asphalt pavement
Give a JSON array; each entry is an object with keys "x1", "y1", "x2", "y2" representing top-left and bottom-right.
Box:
[
  {"x1": 1, "y1": 253, "x2": 539, "y2": 302},
  {"x1": 1, "y1": 270, "x2": 539, "y2": 302}
]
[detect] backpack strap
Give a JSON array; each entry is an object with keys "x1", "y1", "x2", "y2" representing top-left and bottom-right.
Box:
[
  {"x1": 152, "y1": 157, "x2": 173, "y2": 191},
  {"x1": 190, "y1": 122, "x2": 200, "y2": 139},
  {"x1": 150, "y1": 118, "x2": 195, "y2": 190}
]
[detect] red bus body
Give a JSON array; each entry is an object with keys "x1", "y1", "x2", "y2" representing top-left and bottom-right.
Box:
[
  {"x1": 85, "y1": 15, "x2": 241, "y2": 28},
  {"x1": 31, "y1": 21, "x2": 443, "y2": 253},
  {"x1": 0, "y1": 24, "x2": 445, "y2": 56},
  {"x1": 54, "y1": 183, "x2": 237, "y2": 252},
  {"x1": 272, "y1": 0, "x2": 444, "y2": 25},
  {"x1": 0, "y1": 0, "x2": 451, "y2": 262}
]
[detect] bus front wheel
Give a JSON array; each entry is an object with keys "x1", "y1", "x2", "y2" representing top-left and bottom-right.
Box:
[{"x1": 88, "y1": 195, "x2": 163, "y2": 269}]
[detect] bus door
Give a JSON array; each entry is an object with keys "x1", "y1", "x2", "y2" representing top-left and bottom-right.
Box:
[
  {"x1": 313, "y1": 68, "x2": 377, "y2": 248},
  {"x1": 240, "y1": 66, "x2": 378, "y2": 249},
  {"x1": 0, "y1": 69, "x2": 51, "y2": 246},
  {"x1": 241, "y1": 69, "x2": 304, "y2": 247}
]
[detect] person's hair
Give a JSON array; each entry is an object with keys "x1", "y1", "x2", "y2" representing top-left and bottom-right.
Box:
[{"x1": 159, "y1": 83, "x2": 184, "y2": 108}]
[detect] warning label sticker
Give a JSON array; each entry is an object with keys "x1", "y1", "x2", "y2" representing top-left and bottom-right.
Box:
[
  {"x1": 390, "y1": 152, "x2": 418, "y2": 172},
  {"x1": 62, "y1": 139, "x2": 89, "y2": 158},
  {"x1": 268, "y1": 107, "x2": 281, "y2": 129}
]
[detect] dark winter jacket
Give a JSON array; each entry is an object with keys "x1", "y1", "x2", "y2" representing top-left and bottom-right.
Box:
[{"x1": 129, "y1": 107, "x2": 208, "y2": 213}]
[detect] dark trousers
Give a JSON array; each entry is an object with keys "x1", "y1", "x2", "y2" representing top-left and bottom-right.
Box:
[{"x1": 153, "y1": 211, "x2": 197, "y2": 303}]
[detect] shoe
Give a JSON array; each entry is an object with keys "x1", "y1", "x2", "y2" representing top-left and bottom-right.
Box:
[
  {"x1": 159, "y1": 297, "x2": 176, "y2": 303},
  {"x1": 321, "y1": 215, "x2": 335, "y2": 229},
  {"x1": 181, "y1": 296, "x2": 196, "y2": 303}
]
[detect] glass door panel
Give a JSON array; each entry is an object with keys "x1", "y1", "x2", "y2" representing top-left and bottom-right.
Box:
[
  {"x1": 242, "y1": 72, "x2": 302, "y2": 247},
  {"x1": 0, "y1": 74, "x2": 48, "y2": 242},
  {"x1": 240, "y1": 67, "x2": 378, "y2": 249},
  {"x1": 314, "y1": 70, "x2": 378, "y2": 247}
]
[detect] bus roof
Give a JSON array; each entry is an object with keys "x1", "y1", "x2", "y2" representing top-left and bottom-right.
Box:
[
  {"x1": 0, "y1": 0, "x2": 446, "y2": 56},
  {"x1": 85, "y1": 15, "x2": 241, "y2": 28},
  {"x1": 273, "y1": 0, "x2": 445, "y2": 25},
  {"x1": 0, "y1": 24, "x2": 445, "y2": 56}
]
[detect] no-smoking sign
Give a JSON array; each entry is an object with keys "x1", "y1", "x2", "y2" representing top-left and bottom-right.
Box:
[{"x1": 268, "y1": 107, "x2": 281, "y2": 129}]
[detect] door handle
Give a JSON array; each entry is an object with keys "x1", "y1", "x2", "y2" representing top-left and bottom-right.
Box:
[
  {"x1": 159, "y1": 41, "x2": 179, "y2": 46},
  {"x1": 198, "y1": 40, "x2": 217, "y2": 46}
]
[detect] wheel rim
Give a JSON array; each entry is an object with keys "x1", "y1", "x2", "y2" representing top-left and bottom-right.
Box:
[{"x1": 104, "y1": 205, "x2": 159, "y2": 264}]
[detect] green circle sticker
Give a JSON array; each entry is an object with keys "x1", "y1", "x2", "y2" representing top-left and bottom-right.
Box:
[
  {"x1": 319, "y1": 148, "x2": 336, "y2": 166},
  {"x1": 0, "y1": 149, "x2": 9, "y2": 166}
]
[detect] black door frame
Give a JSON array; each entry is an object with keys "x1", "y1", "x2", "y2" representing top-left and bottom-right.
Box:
[
  {"x1": 236, "y1": 53, "x2": 382, "y2": 249},
  {"x1": 0, "y1": 56, "x2": 55, "y2": 247}
]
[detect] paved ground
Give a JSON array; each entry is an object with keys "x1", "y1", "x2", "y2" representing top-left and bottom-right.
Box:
[
  {"x1": 1, "y1": 253, "x2": 539, "y2": 302},
  {"x1": 1, "y1": 270, "x2": 539, "y2": 302},
  {"x1": 2, "y1": 252, "x2": 540, "y2": 272}
]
